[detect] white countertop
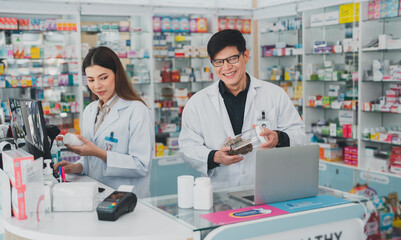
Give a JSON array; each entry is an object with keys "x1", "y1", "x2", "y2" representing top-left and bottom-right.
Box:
[{"x1": 1, "y1": 174, "x2": 195, "y2": 240}]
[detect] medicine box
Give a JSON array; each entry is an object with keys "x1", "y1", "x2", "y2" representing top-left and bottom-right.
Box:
[
  {"x1": 2, "y1": 149, "x2": 34, "y2": 188},
  {"x1": 11, "y1": 186, "x2": 27, "y2": 219},
  {"x1": 368, "y1": 157, "x2": 390, "y2": 172},
  {"x1": 52, "y1": 182, "x2": 97, "y2": 212},
  {"x1": 339, "y1": 3, "x2": 359, "y2": 24},
  {"x1": 390, "y1": 164, "x2": 401, "y2": 175},
  {"x1": 310, "y1": 13, "x2": 324, "y2": 27},
  {"x1": 324, "y1": 11, "x2": 339, "y2": 25}
]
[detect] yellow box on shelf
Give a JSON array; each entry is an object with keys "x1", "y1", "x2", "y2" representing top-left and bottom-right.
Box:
[{"x1": 339, "y1": 3, "x2": 359, "y2": 24}]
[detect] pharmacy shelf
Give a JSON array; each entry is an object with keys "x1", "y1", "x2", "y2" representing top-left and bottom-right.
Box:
[
  {"x1": 362, "y1": 47, "x2": 401, "y2": 52},
  {"x1": 313, "y1": 133, "x2": 357, "y2": 141},
  {"x1": 320, "y1": 160, "x2": 358, "y2": 170},
  {"x1": 362, "y1": 80, "x2": 401, "y2": 83},
  {"x1": 260, "y1": 29, "x2": 301, "y2": 34},
  {"x1": 305, "y1": 80, "x2": 355, "y2": 84},
  {"x1": 153, "y1": 154, "x2": 180, "y2": 160},
  {"x1": 305, "y1": 51, "x2": 358, "y2": 56},
  {"x1": 361, "y1": 139, "x2": 401, "y2": 146},
  {"x1": 361, "y1": 110, "x2": 401, "y2": 114},
  {"x1": 261, "y1": 54, "x2": 302, "y2": 58},
  {"x1": 306, "y1": 106, "x2": 356, "y2": 111},
  {"x1": 305, "y1": 22, "x2": 357, "y2": 30},
  {"x1": 155, "y1": 107, "x2": 181, "y2": 111},
  {"x1": 362, "y1": 15, "x2": 401, "y2": 23}
]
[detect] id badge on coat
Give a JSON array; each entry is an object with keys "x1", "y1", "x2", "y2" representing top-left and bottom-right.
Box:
[
  {"x1": 256, "y1": 110, "x2": 271, "y2": 129},
  {"x1": 104, "y1": 131, "x2": 118, "y2": 151}
]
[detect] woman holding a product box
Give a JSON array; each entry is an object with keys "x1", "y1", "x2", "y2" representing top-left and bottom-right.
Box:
[{"x1": 54, "y1": 46, "x2": 154, "y2": 198}]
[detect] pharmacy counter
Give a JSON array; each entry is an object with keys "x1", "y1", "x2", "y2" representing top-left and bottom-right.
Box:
[
  {"x1": 1, "y1": 171, "x2": 368, "y2": 240},
  {"x1": 1, "y1": 174, "x2": 194, "y2": 240},
  {"x1": 141, "y1": 186, "x2": 368, "y2": 240}
]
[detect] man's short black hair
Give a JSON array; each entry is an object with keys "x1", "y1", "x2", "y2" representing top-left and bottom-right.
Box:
[{"x1": 207, "y1": 29, "x2": 246, "y2": 60}]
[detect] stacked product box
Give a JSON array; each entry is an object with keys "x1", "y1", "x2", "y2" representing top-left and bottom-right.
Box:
[
  {"x1": 319, "y1": 143, "x2": 343, "y2": 162},
  {"x1": 153, "y1": 16, "x2": 206, "y2": 33},
  {"x1": 339, "y1": 3, "x2": 359, "y2": 24},
  {"x1": 218, "y1": 18, "x2": 252, "y2": 34},
  {"x1": 2, "y1": 149, "x2": 34, "y2": 219},
  {"x1": 261, "y1": 17, "x2": 301, "y2": 33},
  {"x1": 344, "y1": 146, "x2": 358, "y2": 166},
  {"x1": 261, "y1": 43, "x2": 302, "y2": 57},
  {"x1": 368, "y1": 0, "x2": 400, "y2": 20},
  {"x1": 390, "y1": 146, "x2": 401, "y2": 175}
]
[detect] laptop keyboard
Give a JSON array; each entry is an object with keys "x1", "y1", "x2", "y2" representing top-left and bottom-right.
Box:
[{"x1": 244, "y1": 195, "x2": 254, "y2": 201}]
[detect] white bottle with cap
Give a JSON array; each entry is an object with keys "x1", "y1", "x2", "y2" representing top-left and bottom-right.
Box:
[
  {"x1": 63, "y1": 133, "x2": 84, "y2": 146},
  {"x1": 43, "y1": 159, "x2": 58, "y2": 184},
  {"x1": 193, "y1": 177, "x2": 213, "y2": 210}
]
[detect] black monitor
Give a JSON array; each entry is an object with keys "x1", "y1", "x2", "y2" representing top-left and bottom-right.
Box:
[{"x1": 8, "y1": 98, "x2": 51, "y2": 160}]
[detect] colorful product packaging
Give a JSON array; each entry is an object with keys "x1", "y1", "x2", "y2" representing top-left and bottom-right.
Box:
[
  {"x1": 197, "y1": 18, "x2": 207, "y2": 33},
  {"x1": 227, "y1": 19, "x2": 236, "y2": 29},
  {"x1": 235, "y1": 19, "x2": 243, "y2": 32},
  {"x1": 2, "y1": 149, "x2": 34, "y2": 188},
  {"x1": 218, "y1": 18, "x2": 228, "y2": 31},
  {"x1": 189, "y1": 18, "x2": 197, "y2": 33},
  {"x1": 339, "y1": 3, "x2": 360, "y2": 24},
  {"x1": 179, "y1": 17, "x2": 189, "y2": 33},
  {"x1": 242, "y1": 19, "x2": 252, "y2": 34},
  {"x1": 170, "y1": 18, "x2": 179, "y2": 32},
  {"x1": 161, "y1": 17, "x2": 171, "y2": 32}
]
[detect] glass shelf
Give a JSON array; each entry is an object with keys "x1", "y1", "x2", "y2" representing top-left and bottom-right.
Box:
[
  {"x1": 361, "y1": 110, "x2": 401, "y2": 114},
  {"x1": 81, "y1": 30, "x2": 150, "y2": 33},
  {"x1": 305, "y1": 51, "x2": 358, "y2": 56},
  {"x1": 0, "y1": 29, "x2": 77, "y2": 33},
  {"x1": 362, "y1": 48, "x2": 401, "y2": 52},
  {"x1": 363, "y1": 15, "x2": 401, "y2": 23},
  {"x1": 154, "y1": 57, "x2": 208, "y2": 60},
  {"x1": 132, "y1": 82, "x2": 150, "y2": 85},
  {"x1": 362, "y1": 139, "x2": 401, "y2": 146},
  {"x1": 362, "y1": 80, "x2": 401, "y2": 83},
  {"x1": 306, "y1": 106, "x2": 356, "y2": 111},
  {"x1": 305, "y1": 22, "x2": 358, "y2": 30},
  {"x1": 313, "y1": 133, "x2": 357, "y2": 141},
  {"x1": 263, "y1": 79, "x2": 302, "y2": 82},
  {"x1": 305, "y1": 80, "x2": 354, "y2": 83},
  {"x1": 260, "y1": 29, "x2": 301, "y2": 34},
  {"x1": 261, "y1": 54, "x2": 302, "y2": 58}
]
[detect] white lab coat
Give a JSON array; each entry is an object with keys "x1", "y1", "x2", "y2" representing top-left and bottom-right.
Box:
[
  {"x1": 76, "y1": 97, "x2": 154, "y2": 198},
  {"x1": 179, "y1": 75, "x2": 306, "y2": 189}
]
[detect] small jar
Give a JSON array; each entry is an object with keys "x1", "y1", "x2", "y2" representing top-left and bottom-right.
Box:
[
  {"x1": 193, "y1": 177, "x2": 213, "y2": 210},
  {"x1": 225, "y1": 125, "x2": 267, "y2": 156}
]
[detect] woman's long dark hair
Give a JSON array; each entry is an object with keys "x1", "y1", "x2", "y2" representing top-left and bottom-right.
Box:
[{"x1": 82, "y1": 46, "x2": 146, "y2": 105}]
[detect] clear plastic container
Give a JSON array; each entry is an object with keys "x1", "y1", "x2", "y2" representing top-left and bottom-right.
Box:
[{"x1": 225, "y1": 125, "x2": 267, "y2": 156}]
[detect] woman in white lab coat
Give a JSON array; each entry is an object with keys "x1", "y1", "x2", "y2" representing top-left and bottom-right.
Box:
[{"x1": 54, "y1": 46, "x2": 154, "y2": 198}]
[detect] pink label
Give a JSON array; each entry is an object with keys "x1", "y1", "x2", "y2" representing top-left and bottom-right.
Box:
[{"x1": 200, "y1": 205, "x2": 288, "y2": 225}]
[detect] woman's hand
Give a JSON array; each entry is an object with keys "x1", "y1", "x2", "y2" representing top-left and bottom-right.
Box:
[
  {"x1": 65, "y1": 135, "x2": 107, "y2": 161},
  {"x1": 53, "y1": 161, "x2": 83, "y2": 174}
]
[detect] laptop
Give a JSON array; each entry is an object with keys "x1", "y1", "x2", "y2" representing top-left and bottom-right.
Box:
[{"x1": 228, "y1": 144, "x2": 319, "y2": 205}]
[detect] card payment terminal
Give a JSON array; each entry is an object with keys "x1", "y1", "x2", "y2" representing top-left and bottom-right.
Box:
[{"x1": 96, "y1": 191, "x2": 137, "y2": 221}]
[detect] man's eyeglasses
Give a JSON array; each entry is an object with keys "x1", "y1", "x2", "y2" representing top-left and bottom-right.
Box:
[{"x1": 211, "y1": 52, "x2": 243, "y2": 67}]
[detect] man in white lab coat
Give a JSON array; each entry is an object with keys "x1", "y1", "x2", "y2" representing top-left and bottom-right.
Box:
[{"x1": 179, "y1": 29, "x2": 306, "y2": 189}]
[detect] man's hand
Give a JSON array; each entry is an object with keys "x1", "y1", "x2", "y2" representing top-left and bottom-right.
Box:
[
  {"x1": 214, "y1": 145, "x2": 244, "y2": 166},
  {"x1": 259, "y1": 127, "x2": 279, "y2": 149}
]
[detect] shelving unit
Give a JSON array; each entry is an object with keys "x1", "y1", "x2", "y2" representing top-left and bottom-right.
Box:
[
  {"x1": 358, "y1": 1, "x2": 401, "y2": 176},
  {"x1": 0, "y1": 2, "x2": 83, "y2": 133},
  {"x1": 258, "y1": 15, "x2": 303, "y2": 116},
  {"x1": 79, "y1": 12, "x2": 153, "y2": 108},
  {"x1": 151, "y1": 10, "x2": 218, "y2": 158}
]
